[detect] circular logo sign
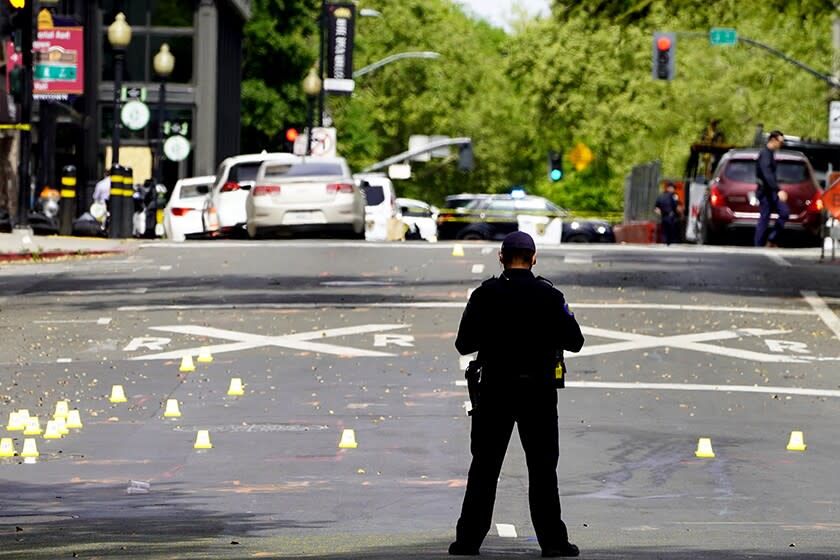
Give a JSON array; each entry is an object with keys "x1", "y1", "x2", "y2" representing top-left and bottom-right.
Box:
[
  {"x1": 163, "y1": 135, "x2": 191, "y2": 162},
  {"x1": 120, "y1": 100, "x2": 150, "y2": 131}
]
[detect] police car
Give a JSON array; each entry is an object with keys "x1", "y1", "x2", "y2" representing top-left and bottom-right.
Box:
[{"x1": 436, "y1": 193, "x2": 614, "y2": 244}]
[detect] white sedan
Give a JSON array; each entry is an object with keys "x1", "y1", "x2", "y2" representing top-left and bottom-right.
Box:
[{"x1": 163, "y1": 176, "x2": 215, "y2": 241}]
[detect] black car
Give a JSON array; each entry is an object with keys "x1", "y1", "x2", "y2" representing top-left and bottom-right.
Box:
[{"x1": 437, "y1": 194, "x2": 615, "y2": 243}]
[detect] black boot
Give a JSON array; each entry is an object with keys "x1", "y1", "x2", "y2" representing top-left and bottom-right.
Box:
[
  {"x1": 542, "y1": 542, "x2": 580, "y2": 557},
  {"x1": 448, "y1": 541, "x2": 480, "y2": 556}
]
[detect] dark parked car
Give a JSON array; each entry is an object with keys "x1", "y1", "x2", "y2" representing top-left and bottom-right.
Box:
[
  {"x1": 696, "y1": 149, "x2": 824, "y2": 245},
  {"x1": 437, "y1": 194, "x2": 615, "y2": 243}
]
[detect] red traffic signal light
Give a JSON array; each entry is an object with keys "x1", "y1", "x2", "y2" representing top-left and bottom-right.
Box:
[
  {"x1": 652, "y1": 32, "x2": 676, "y2": 81},
  {"x1": 285, "y1": 128, "x2": 299, "y2": 142},
  {"x1": 656, "y1": 36, "x2": 671, "y2": 51}
]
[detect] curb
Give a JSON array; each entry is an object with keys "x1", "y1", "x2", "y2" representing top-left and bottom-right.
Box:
[{"x1": 0, "y1": 249, "x2": 128, "y2": 263}]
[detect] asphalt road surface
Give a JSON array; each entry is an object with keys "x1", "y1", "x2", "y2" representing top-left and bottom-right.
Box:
[{"x1": 1, "y1": 240, "x2": 839, "y2": 559}]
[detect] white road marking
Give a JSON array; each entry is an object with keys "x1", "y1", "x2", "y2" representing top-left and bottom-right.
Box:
[
  {"x1": 159, "y1": 265, "x2": 173, "y2": 271},
  {"x1": 56, "y1": 358, "x2": 72, "y2": 363},
  {"x1": 765, "y1": 339, "x2": 809, "y2": 354},
  {"x1": 765, "y1": 253, "x2": 791, "y2": 267},
  {"x1": 567, "y1": 381, "x2": 840, "y2": 399},
  {"x1": 116, "y1": 302, "x2": 814, "y2": 315},
  {"x1": 464, "y1": 400, "x2": 473, "y2": 415},
  {"x1": 802, "y1": 290, "x2": 840, "y2": 341},
  {"x1": 496, "y1": 523, "x2": 517, "y2": 538},
  {"x1": 564, "y1": 254, "x2": 592, "y2": 264},
  {"x1": 34, "y1": 317, "x2": 112, "y2": 325},
  {"x1": 130, "y1": 323, "x2": 410, "y2": 360},
  {"x1": 459, "y1": 355, "x2": 474, "y2": 371},
  {"x1": 455, "y1": 380, "x2": 468, "y2": 387},
  {"x1": 471, "y1": 264, "x2": 485, "y2": 274},
  {"x1": 321, "y1": 281, "x2": 398, "y2": 287},
  {"x1": 578, "y1": 326, "x2": 807, "y2": 363},
  {"x1": 373, "y1": 334, "x2": 415, "y2": 347},
  {"x1": 123, "y1": 336, "x2": 172, "y2": 352}
]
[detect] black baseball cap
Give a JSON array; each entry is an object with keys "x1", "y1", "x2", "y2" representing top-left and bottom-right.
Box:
[{"x1": 501, "y1": 231, "x2": 536, "y2": 252}]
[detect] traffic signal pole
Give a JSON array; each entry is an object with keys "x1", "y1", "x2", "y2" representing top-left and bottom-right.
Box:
[{"x1": 15, "y1": 0, "x2": 33, "y2": 228}]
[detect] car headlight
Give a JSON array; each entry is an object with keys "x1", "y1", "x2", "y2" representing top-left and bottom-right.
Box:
[
  {"x1": 596, "y1": 226, "x2": 607, "y2": 234},
  {"x1": 570, "y1": 221, "x2": 580, "y2": 230}
]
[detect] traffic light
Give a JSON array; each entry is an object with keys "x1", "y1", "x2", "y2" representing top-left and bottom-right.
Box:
[
  {"x1": 7, "y1": 1, "x2": 27, "y2": 9},
  {"x1": 548, "y1": 151, "x2": 564, "y2": 181},
  {"x1": 652, "y1": 32, "x2": 676, "y2": 80},
  {"x1": 282, "y1": 126, "x2": 299, "y2": 153},
  {"x1": 8, "y1": 65, "x2": 23, "y2": 103}
]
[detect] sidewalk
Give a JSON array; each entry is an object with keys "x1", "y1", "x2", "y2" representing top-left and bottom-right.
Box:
[{"x1": 0, "y1": 228, "x2": 137, "y2": 262}]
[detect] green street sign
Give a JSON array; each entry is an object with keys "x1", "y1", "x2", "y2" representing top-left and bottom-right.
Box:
[
  {"x1": 710, "y1": 27, "x2": 737, "y2": 46},
  {"x1": 33, "y1": 64, "x2": 77, "y2": 81}
]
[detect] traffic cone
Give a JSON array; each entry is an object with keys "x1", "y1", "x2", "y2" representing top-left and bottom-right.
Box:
[
  {"x1": 43, "y1": 420, "x2": 63, "y2": 439},
  {"x1": 451, "y1": 244, "x2": 465, "y2": 257},
  {"x1": 227, "y1": 377, "x2": 244, "y2": 396},
  {"x1": 23, "y1": 416, "x2": 42, "y2": 435},
  {"x1": 164, "y1": 398, "x2": 181, "y2": 417},
  {"x1": 109, "y1": 384, "x2": 128, "y2": 403},
  {"x1": 197, "y1": 346, "x2": 214, "y2": 363},
  {"x1": 695, "y1": 437, "x2": 715, "y2": 458},
  {"x1": 179, "y1": 355, "x2": 196, "y2": 372},
  {"x1": 55, "y1": 417, "x2": 69, "y2": 436},
  {"x1": 54, "y1": 400, "x2": 69, "y2": 420},
  {"x1": 66, "y1": 410, "x2": 83, "y2": 429},
  {"x1": 17, "y1": 409, "x2": 30, "y2": 421},
  {"x1": 194, "y1": 430, "x2": 212, "y2": 449},
  {"x1": 0, "y1": 438, "x2": 15, "y2": 458},
  {"x1": 21, "y1": 438, "x2": 39, "y2": 460},
  {"x1": 338, "y1": 428, "x2": 358, "y2": 449},
  {"x1": 6, "y1": 411, "x2": 25, "y2": 431},
  {"x1": 786, "y1": 430, "x2": 807, "y2": 452}
]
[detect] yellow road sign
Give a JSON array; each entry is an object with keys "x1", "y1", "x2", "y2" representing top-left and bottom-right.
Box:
[{"x1": 568, "y1": 142, "x2": 594, "y2": 172}]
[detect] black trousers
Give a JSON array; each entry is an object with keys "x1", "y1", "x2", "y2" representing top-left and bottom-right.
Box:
[{"x1": 455, "y1": 381, "x2": 568, "y2": 550}]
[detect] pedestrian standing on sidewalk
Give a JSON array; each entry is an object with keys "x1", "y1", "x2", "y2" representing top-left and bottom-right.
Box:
[
  {"x1": 449, "y1": 231, "x2": 584, "y2": 558},
  {"x1": 754, "y1": 130, "x2": 789, "y2": 247}
]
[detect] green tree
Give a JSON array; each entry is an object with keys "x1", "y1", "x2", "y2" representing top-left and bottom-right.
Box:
[{"x1": 240, "y1": 0, "x2": 320, "y2": 153}]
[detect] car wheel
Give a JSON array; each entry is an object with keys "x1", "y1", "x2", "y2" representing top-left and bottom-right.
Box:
[
  {"x1": 565, "y1": 234, "x2": 590, "y2": 243},
  {"x1": 458, "y1": 227, "x2": 490, "y2": 241}
]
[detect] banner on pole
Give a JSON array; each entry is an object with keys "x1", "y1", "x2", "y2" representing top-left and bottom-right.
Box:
[{"x1": 325, "y1": 3, "x2": 356, "y2": 95}]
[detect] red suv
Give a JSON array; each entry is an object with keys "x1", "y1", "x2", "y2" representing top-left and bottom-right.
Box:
[{"x1": 696, "y1": 149, "x2": 824, "y2": 244}]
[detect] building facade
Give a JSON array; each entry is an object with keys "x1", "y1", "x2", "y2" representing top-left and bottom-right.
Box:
[{"x1": 3, "y1": 0, "x2": 249, "y2": 211}]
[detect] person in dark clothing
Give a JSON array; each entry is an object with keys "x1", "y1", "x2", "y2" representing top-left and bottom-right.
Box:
[
  {"x1": 449, "y1": 231, "x2": 584, "y2": 558},
  {"x1": 654, "y1": 181, "x2": 682, "y2": 245},
  {"x1": 754, "y1": 130, "x2": 789, "y2": 247}
]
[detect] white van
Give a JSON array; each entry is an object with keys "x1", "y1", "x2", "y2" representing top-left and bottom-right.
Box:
[{"x1": 355, "y1": 173, "x2": 404, "y2": 241}]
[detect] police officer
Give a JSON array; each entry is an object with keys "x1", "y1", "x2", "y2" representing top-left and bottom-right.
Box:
[
  {"x1": 655, "y1": 181, "x2": 681, "y2": 245},
  {"x1": 754, "y1": 130, "x2": 789, "y2": 247},
  {"x1": 449, "y1": 231, "x2": 584, "y2": 558}
]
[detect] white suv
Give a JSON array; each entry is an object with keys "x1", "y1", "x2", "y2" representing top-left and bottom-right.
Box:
[{"x1": 355, "y1": 173, "x2": 404, "y2": 241}]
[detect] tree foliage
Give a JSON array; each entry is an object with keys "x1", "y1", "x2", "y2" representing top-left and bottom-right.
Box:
[{"x1": 241, "y1": 0, "x2": 839, "y2": 212}]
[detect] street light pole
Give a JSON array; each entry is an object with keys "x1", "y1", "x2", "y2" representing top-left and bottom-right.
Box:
[
  {"x1": 107, "y1": 13, "x2": 131, "y2": 167},
  {"x1": 153, "y1": 44, "x2": 175, "y2": 184},
  {"x1": 15, "y1": 0, "x2": 33, "y2": 228},
  {"x1": 302, "y1": 66, "x2": 323, "y2": 156},
  {"x1": 107, "y1": 12, "x2": 131, "y2": 238}
]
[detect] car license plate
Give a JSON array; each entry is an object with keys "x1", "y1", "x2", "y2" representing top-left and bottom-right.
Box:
[
  {"x1": 283, "y1": 211, "x2": 326, "y2": 225},
  {"x1": 747, "y1": 191, "x2": 759, "y2": 207}
]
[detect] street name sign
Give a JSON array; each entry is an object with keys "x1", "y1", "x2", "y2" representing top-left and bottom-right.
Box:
[{"x1": 710, "y1": 27, "x2": 737, "y2": 46}]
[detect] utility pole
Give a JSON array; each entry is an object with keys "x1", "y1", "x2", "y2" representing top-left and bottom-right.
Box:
[{"x1": 15, "y1": 0, "x2": 33, "y2": 228}]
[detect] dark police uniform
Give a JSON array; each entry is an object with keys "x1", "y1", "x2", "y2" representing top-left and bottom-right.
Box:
[
  {"x1": 450, "y1": 232, "x2": 584, "y2": 557},
  {"x1": 754, "y1": 144, "x2": 789, "y2": 246},
  {"x1": 655, "y1": 187, "x2": 681, "y2": 245}
]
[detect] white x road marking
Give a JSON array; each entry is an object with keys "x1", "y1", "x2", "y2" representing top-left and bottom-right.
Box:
[
  {"x1": 129, "y1": 323, "x2": 411, "y2": 360},
  {"x1": 578, "y1": 326, "x2": 809, "y2": 363}
]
